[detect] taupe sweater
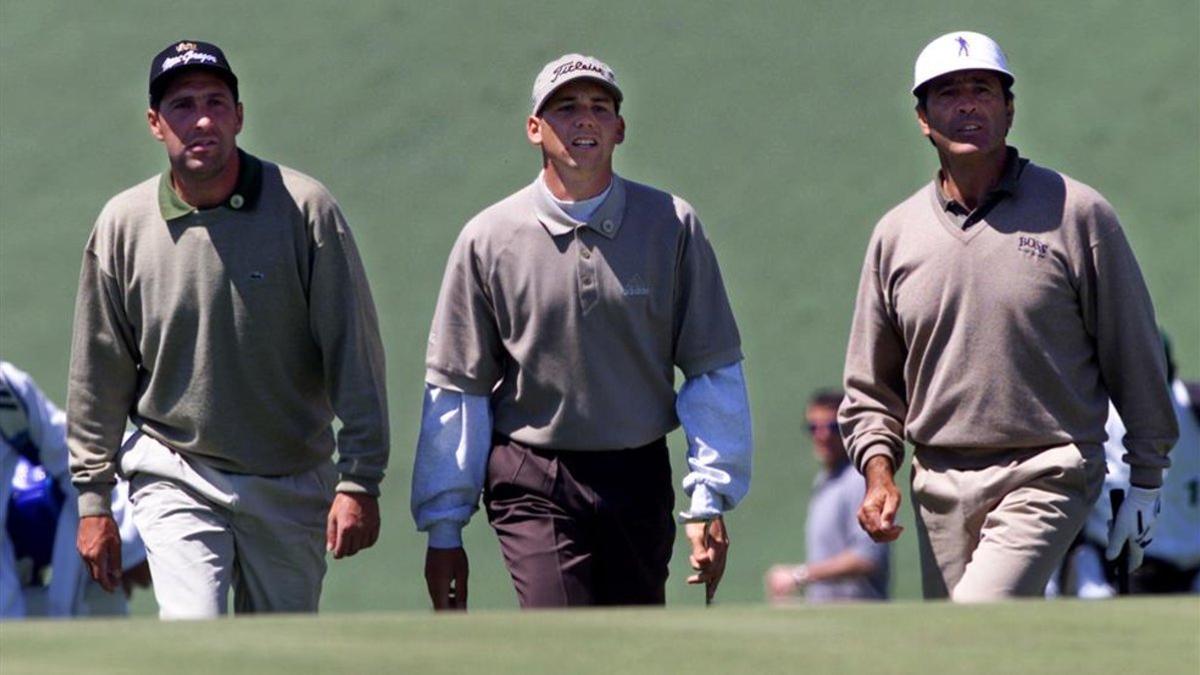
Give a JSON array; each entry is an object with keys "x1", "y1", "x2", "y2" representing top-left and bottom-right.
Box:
[
  {"x1": 839, "y1": 157, "x2": 1177, "y2": 487},
  {"x1": 68, "y1": 153, "x2": 389, "y2": 515}
]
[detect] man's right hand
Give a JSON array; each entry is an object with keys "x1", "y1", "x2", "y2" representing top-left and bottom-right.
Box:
[
  {"x1": 78, "y1": 515, "x2": 122, "y2": 592},
  {"x1": 858, "y1": 455, "x2": 904, "y2": 542},
  {"x1": 424, "y1": 546, "x2": 469, "y2": 611}
]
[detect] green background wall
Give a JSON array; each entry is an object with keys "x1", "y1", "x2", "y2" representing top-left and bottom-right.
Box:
[{"x1": 2, "y1": 0, "x2": 1196, "y2": 613}]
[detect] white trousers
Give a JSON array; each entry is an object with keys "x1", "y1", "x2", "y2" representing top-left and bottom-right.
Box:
[{"x1": 124, "y1": 434, "x2": 334, "y2": 619}]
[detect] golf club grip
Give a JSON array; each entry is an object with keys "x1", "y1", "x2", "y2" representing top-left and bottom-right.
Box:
[{"x1": 1109, "y1": 488, "x2": 1130, "y2": 594}]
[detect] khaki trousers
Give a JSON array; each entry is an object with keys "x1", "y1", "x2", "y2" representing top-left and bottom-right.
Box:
[
  {"x1": 911, "y1": 443, "x2": 1105, "y2": 602},
  {"x1": 123, "y1": 433, "x2": 334, "y2": 619}
]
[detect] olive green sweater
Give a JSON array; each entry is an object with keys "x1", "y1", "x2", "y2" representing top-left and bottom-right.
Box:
[
  {"x1": 840, "y1": 157, "x2": 1177, "y2": 488},
  {"x1": 68, "y1": 153, "x2": 389, "y2": 516}
]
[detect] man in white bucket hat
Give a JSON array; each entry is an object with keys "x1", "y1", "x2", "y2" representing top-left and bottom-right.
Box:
[
  {"x1": 838, "y1": 31, "x2": 1177, "y2": 601},
  {"x1": 412, "y1": 54, "x2": 752, "y2": 609}
]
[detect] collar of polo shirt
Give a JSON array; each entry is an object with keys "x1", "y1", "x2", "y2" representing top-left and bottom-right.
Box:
[
  {"x1": 934, "y1": 145, "x2": 1027, "y2": 214},
  {"x1": 157, "y1": 149, "x2": 264, "y2": 221},
  {"x1": 532, "y1": 174, "x2": 628, "y2": 240}
]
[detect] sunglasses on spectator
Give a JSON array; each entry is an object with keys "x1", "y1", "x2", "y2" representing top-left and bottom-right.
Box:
[{"x1": 806, "y1": 421, "x2": 840, "y2": 435}]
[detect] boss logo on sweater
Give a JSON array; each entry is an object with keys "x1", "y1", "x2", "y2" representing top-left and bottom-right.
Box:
[
  {"x1": 1017, "y1": 236, "x2": 1048, "y2": 260},
  {"x1": 622, "y1": 274, "x2": 650, "y2": 297}
]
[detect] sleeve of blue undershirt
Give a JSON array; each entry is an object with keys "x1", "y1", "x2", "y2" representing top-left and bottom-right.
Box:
[
  {"x1": 410, "y1": 383, "x2": 493, "y2": 548},
  {"x1": 676, "y1": 361, "x2": 753, "y2": 521}
]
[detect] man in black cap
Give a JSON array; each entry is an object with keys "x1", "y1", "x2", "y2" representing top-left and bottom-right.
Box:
[{"x1": 68, "y1": 40, "x2": 390, "y2": 618}]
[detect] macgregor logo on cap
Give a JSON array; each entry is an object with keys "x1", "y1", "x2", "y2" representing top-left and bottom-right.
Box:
[
  {"x1": 175, "y1": 42, "x2": 198, "y2": 53},
  {"x1": 551, "y1": 60, "x2": 613, "y2": 84},
  {"x1": 162, "y1": 50, "x2": 219, "y2": 71}
]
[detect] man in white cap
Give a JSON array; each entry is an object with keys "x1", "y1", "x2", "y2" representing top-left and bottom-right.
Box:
[
  {"x1": 412, "y1": 54, "x2": 752, "y2": 609},
  {"x1": 839, "y1": 31, "x2": 1177, "y2": 600}
]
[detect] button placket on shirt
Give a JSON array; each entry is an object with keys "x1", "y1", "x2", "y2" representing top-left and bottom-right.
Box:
[{"x1": 575, "y1": 225, "x2": 599, "y2": 314}]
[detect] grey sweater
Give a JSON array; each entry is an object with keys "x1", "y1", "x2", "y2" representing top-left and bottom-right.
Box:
[
  {"x1": 68, "y1": 153, "x2": 389, "y2": 516},
  {"x1": 425, "y1": 175, "x2": 742, "y2": 450},
  {"x1": 840, "y1": 157, "x2": 1177, "y2": 488}
]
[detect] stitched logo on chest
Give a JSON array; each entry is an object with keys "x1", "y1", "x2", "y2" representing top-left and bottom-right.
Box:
[
  {"x1": 622, "y1": 274, "x2": 650, "y2": 297},
  {"x1": 1017, "y1": 236, "x2": 1049, "y2": 260}
]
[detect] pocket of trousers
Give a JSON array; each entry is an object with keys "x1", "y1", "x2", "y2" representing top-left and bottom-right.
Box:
[
  {"x1": 119, "y1": 432, "x2": 240, "y2": 508},
  {"x1": 1035, "y1": 444, "x2": 1102, "y2": 505},
  {"x1": 487, "y1": 441, "x2": 558, "y2": 499},
  {"x1": 485, "y1": 441, "x2": 528, "y2": 497},
  {"x1": 910, "y1": 454, "x2": 928, "y2": 495},
  {"x1": 909, "y1": 453, "x2": 959, "y2": 514}
]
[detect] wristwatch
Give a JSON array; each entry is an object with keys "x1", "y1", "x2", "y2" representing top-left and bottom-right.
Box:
[{"x1": 790, "y1": 564, "x2": 811, "y2": 587}]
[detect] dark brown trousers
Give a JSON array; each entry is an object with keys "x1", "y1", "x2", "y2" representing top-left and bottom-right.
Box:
[{"x1": 484, "y1": 434, "x2": 676, "y2": 608}]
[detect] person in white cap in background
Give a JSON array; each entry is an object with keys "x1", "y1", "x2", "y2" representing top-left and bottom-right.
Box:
[
  {"x1": 839, "y1": 31, "x2": 1177, "y2": 601},
  {"x1": 1, "y1": 362, "x2": 150, "y2": 619},
  {"x1": 1059, "y1": 335, "x2": 1200, "y2": 598},
  {"x1": 412, "y1": 53, "x2": 752, "y2": 609}
]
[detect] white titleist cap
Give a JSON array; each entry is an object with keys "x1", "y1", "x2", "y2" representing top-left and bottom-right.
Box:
[
  {"x1": 912, "y1": 31, "x2": 1014, "y2": 95},
  {"x1": 531, "y1": 53, "x2": 623, "y2": 116}
]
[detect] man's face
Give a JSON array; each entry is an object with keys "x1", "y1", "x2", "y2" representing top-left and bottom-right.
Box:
[
  {"x1": 147, "y1": 71, "x2": 243, "y2": 181},
  {"x1": 807, "y1": 404, "x2": 845, "y2": 470},
  {"x1": 527, "y1": 80, "x2": 624, "y2": 172},
  {"x1": 917, "y1": 69, "x2": 1013, "y2": 158}
]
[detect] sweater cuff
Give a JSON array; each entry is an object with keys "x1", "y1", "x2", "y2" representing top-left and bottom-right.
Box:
[
  {"x1": 425, "y1": 368, "x2": 496, "y2": 397},
  {"x1": 1128, "y1": 466, "x2": 1164, "y2": 490},
  {"x1": 337, "y1": 475, "x2": 382, "y2": 497},
  {"x1": 677, "y1": 348, "x2": 744, "y2": 379},
  {"x1": 426, "y1": 521, "x2": 465, "y2": 549},
  {"x1": 77, "y1": 484, "x2": 113, "y2": 517},
  {"x1": 858, "y1": 444, "x2": 899, "y2": 476}
]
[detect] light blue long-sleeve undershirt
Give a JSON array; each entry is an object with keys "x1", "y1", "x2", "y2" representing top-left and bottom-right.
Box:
[{"x1": 410, "y1": 361, "x2": 753, "y2": 548}]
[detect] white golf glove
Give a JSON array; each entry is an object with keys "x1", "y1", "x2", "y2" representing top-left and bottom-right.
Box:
[{"x1": 1105, "y1": 486, "x2": 1161, "y2": 572}]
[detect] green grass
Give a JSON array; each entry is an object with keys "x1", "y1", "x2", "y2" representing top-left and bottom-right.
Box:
[
  {"x1": 1, "y1": 0, "x2": 1197, "y2": 614},
  {"x1": 3, "y1": 599, "x2": 1198, "y2": 674}
]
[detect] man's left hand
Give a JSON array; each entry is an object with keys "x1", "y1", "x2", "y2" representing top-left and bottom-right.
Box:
[
  {"x1": 326, "y1": 492, "x2": 381, "y2": 559},
  {"x1": 686, "y1": 516, "x2": 730, "y2": 603},
  {"x1": 1106, "y1": 486, "x2": 1161, "y2": 572}
]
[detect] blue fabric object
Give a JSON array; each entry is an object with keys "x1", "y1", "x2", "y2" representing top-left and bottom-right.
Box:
[
  {"x1": 675, "y1": 361, "x2": 754, "y2": 521},
  {"x1": 410, "y1": 385, "x2": 493, "y2": 549},
  {"x1": 7, "y1": 459, "x2": 64, "y2": 586}
]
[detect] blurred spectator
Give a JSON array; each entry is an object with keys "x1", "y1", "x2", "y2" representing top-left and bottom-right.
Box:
[
  {"x1": 766, "y1": 390, "x2": 889, "y2": 603},
  {"x1": 1, "y1": 361, "x2": 149, "y2": 618}
]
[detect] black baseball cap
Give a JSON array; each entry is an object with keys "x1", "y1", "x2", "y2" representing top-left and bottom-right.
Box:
[{"x1": 148, "y1": 40, "x2": 238, "y2": 107}]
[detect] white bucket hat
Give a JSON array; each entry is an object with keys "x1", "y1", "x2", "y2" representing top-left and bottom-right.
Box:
[
  {"x1": 531, "y1": 53, "x2": 623, "y2": 116},
  {"x1": 912, "y1": 31, "x2": 1014, "y2": 95}
]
